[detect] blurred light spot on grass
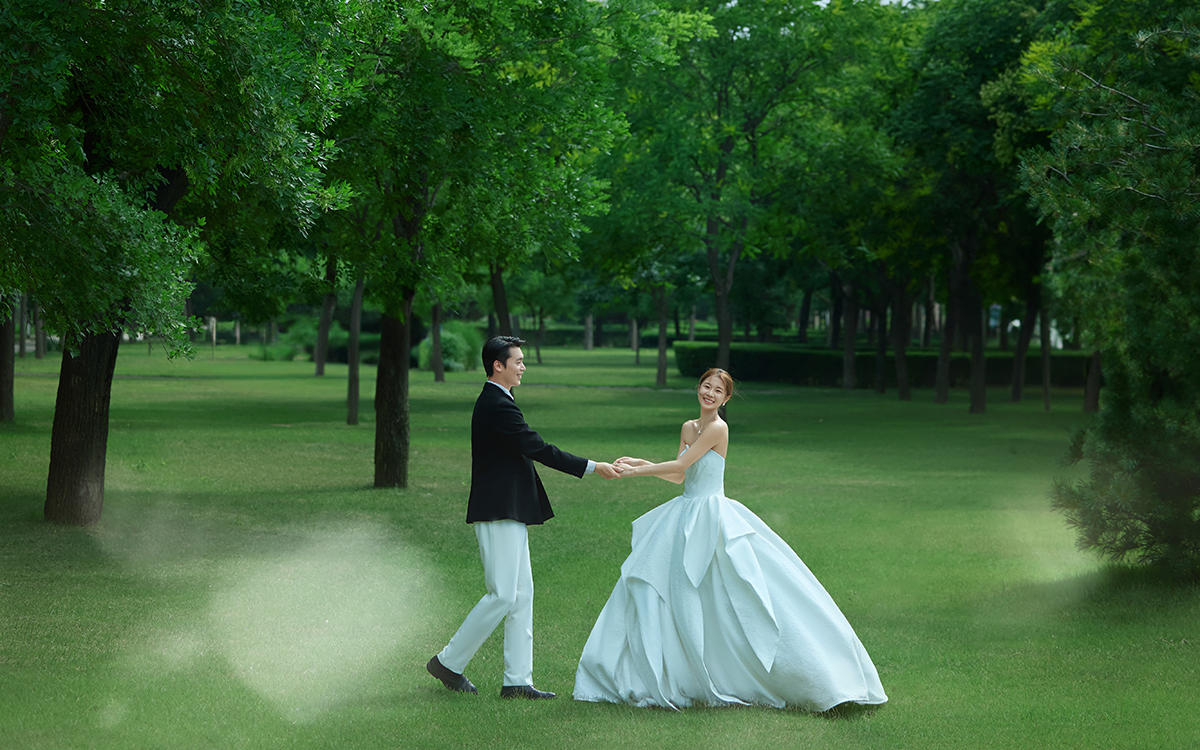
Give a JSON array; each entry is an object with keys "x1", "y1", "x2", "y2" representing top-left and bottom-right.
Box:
[{"x1": 207, "y1": 524, "x2": 430, "y2": 722}]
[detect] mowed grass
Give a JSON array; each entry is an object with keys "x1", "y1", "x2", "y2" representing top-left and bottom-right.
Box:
[{"x1": 2, "y1": 344, "x2": 1198, "y2": 749}]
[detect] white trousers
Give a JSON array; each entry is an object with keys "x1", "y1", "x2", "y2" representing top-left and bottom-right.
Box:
[{"x1": 437, "y1": 519, "x2": 534, "y2": 686}]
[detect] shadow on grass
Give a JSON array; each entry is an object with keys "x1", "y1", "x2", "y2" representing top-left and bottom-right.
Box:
[
  {"x1": 818, "y1": 701, "x2": 886, "y2": 720},
  {"x1": 984, "y1": 563, "x2": 1200, "y2": 629}
]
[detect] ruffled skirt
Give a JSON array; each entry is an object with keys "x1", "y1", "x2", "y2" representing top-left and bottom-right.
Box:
[{"x1": 573, "y1": 494, "x2": 887, "y2": 711}]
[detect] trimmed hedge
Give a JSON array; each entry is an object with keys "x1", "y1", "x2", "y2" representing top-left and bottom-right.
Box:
[{"x1": 673, "y1": 341, "x2": 1095, "y2": 389}]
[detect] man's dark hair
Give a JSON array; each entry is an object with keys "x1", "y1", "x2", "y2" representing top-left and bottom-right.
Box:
[{"x1": 483, "y1": 335, "x2": 525, "y2": 377}]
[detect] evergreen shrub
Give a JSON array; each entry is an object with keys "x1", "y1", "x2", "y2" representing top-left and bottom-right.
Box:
[{"x1": 673, "y1": 341, "x2": 1093, "y2": 389}]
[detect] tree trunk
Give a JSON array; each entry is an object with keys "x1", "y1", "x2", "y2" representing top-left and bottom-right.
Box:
[
  {"x1": 935, "y1": 262, "x2": 962, "y2": 404},
  {"x1": 891, "y1": 288, "x2": 912, "y2": 401},
  {"x1": 234, "y1": 319, "x2": 241, "y2": 346},
  {"x1": 922, "y1": 279, "x2": 935, "y2": 348},
  {"x1": 44, "y1": 331, "x2": 121, "y2": 524},
  {"x1": 583, "y1": 312, "x2": 594, "y2": 350},
  {"x1": 18, "y1": 293, "x2": 28, "y2": 358},
  {"x1": 34, "y1": 301, "x2": 46, "y2": 358},
  {"x1": 1040, "y1": 306, "x2": 1052, "y2": 412},
  {"x1": 347, "y1": 277, "x2": 364, "y2": 425},
  {"x1": 713, "y1": 282, "x2": 732, "y2": 371},
  {"x1": 490, "y1": 263, "x2": 512, "y2": 337},
  {"x1": 1010, "y1": 294, "x2": 1037, "y2": 402},
  {"x1": 797, "y1": 287, "x2": 813, "y2": 343},
  {"x1": 374, "y1": 293, "x2": 414, "y2": 488},
  {"x1": 314, "y1": 254, "x2": 338, "y2": 376},
  {"x1": 968, "y1": 300, "x2": 986, "y2": 414},
  {"x1": 1084, "y1": 350, "x2": 1101, "y2": 413},
  {"x1": 1, "y1": 296, "x2": 14, "y2": 421},
  {"x1": 431, "y1": 302, "x2": 445, "y2": 382},
  {"x1": 828, "y1": 273, "x2": 842, "y2": 350},
  {"x1": 688, "y1": 306, "x2": 696, "y2": 341},
  {"x1": 535, "y1": 309, "x2": 544, "y2": 365},
  {"x1": 655, "y1": 286, "x2": 669, "y2": 387},
  {"x1": 841, "y1": 281, "x2": 857, "y2": 390},
  {"x1": 630, "y1": 313, "x2": 640, "y2": 365},
  {"x1": 874, "y1": 303, "x2": 887, "y2": 394}
]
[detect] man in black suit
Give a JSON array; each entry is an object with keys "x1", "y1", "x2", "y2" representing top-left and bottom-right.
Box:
[{"x1": 426, "y1": 335, "x2": 619, "y2": 700}]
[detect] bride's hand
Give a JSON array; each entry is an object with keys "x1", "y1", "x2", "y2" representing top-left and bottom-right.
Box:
[{"x1": 615, "y1": 456, "x2": 647, "y2": 467}]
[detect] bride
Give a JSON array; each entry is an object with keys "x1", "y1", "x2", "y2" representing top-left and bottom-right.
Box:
[{"x1": 573, "y1": 368, "x2": 887, "y2": 711}]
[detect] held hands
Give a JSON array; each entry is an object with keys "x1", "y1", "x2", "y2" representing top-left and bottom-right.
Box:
[
  {"x1": 596, "y1": 457, "x2": 651, "y2": 480},
  {"x1": 594, "y1": 462, "x2": 621, "y2": 480},
  {"x1": 612, "y1": 457, "x2": 650, "y2": 479}
]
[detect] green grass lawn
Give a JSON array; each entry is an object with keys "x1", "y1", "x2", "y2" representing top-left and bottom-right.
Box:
[{"x1": 2, "y1": 344, "x2": 1197, "y2": 749}]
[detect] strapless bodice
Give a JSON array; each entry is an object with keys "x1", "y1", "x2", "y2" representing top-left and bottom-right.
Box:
[{"x1": 682, "y1": 446, "x2": 725, "y2": 498}]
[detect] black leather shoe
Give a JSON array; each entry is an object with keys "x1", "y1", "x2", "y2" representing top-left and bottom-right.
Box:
[
  {"x1": 500, "y1": 684, "x2": 556, "y2": 700},
  {"x1": 426, "y1": 656, "x2": 477, "y2": 694}
]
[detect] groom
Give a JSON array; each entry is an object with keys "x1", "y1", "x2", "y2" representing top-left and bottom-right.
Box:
[{"x1": 426, "y1": 335, "x2": 619, "y2": 700}]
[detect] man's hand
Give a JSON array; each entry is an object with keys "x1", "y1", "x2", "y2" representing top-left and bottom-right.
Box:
[{"x1": 594, "y1": 461, "x2": 621, "y2": 480}]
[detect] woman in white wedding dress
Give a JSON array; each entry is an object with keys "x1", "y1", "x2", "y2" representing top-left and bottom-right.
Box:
[{"x1": 573, "y1": 368, "x2": 887, "y2": 712}]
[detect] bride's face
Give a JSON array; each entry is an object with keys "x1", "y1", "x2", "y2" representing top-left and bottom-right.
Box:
[{"x1": 697, "y1": 375, "x2": 728, "y2": 412}]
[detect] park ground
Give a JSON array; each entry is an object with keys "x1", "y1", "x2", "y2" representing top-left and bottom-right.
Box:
[{"x1": 2, "y1": 345, "x2": 1198, "y2": 749}]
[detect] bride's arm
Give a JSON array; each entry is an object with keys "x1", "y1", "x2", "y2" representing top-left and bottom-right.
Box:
[
  {"x1": 615, "y1": 424, "x2": 691, "y2": 484},
  {"x1": 615, "y1": 456, "x2": 684, "y2": 484},
  {"x1": 620, "y1": 421, "x2": 725, "y2": 482}
]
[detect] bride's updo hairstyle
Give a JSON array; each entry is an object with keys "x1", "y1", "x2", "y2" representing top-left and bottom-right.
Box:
[{"x1": 699, "y1": 367, "x2": 735, "y2": 421}]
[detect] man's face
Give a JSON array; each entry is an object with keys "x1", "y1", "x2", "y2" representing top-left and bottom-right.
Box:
[{"x1": 493, "y1": 346, "x2": 525, "y2": 390}]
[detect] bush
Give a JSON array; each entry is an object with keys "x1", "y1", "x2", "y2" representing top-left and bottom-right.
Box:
[
  {"x1": 417, "y1": 319, "x2": 484, "y2": 371},
  {"x1": 673, "y1": 341, "x2": 1095, "y2": 389}
]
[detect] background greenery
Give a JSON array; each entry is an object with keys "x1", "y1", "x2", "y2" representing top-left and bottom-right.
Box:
[{"x1": 3, "y1": 347, "x2": 1197, "y2": 748}]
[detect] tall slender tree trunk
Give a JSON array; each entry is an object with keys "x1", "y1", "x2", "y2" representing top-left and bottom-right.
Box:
[
  {"x1": 688, "y1": 306, "x2": 696, "y2": 341},
  {"x1": 18, "y1": 293, "x2": 28, "y2": 358},
  {"x1": 1084, "y1": 350, "x2": 1101, "y2": 413},
  {"x1": 841, "y1": 280, "x2": 858, "y2": 390},
  {"x1": 44, "y1": 331, "x2": 120, "y2": 524},
  {"x1": 347, "y1": 277, "x2": 364, "y2": 425},
  {"x1": 892, "y1": 287, "x2": 912, "y2": 401},
  {"x1": 535, "y1": 309, "x2": 544, "y2": 365},
  {"x1": 630, "y1": 313, "x2": 640, "y2": 366},
  {"x1": 936, "y1": 255, "x2": 965, "y2": 405},
  {"x1": 490, "y1": 263, "x2": 512, "y2": 337},
  {"x1": 922, "y1": 278, "x2": 935, "y2": 348},
  {"x1": 968, "y1": 300, "x2": 986, "y2": 414},
  {"x1": 874, "y1": 302, "x2": 888, "y2": 394},
  {"x1": 34, "y1": 301, "x2": 45, "y2": 358},
  {"x1": 314, "y1": 254, "x2": 338, "y2": 376},
  {"x1": 1011, "y1": 294, "x2": 1038, "y2": 401},
  {"x1": 583, "y1": 312, "x2": 594, "y2": 350},
  {"x1": 1, "y1": 296, "x2": 14, "y2": 422},
  {"x1": 1040, "y1": 305, "x2": 1052, "y2": 412},
  {"x1": 828, "y1": 273, "x2": 842, "y2": 350},
  {"x1": 374, "y1": 291, "x2": 414, "y2": 488},
  {"x1": 655, "y1": 286, "x2": 669, "y2": 387},
  {"x1": 797, "y1": 287, "x2": 813, "y2": 343},
  {"x1": 431, "y1": 302, "x2": 445, "y2": 382}
]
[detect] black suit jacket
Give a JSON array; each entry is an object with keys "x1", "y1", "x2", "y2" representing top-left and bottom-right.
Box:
[{"x1": 466, "y1": 383, "x2": 588, "y2": 525}]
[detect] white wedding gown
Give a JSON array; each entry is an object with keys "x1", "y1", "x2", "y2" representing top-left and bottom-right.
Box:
[{"x1": 573, "y1": 446, "x2": 887, "y2": 711}]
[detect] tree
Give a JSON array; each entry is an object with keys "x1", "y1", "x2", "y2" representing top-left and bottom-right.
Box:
[
  {"x1": 893, "y1": 0, "x2": 1058, "y2": 413},
  {"x1": 626, "y1": 1, "x2": 871, "y2": 370},
  {"x1": 1021, "y1": 2, "x2": 1200, "y2": 576},
  {"x1": 0, "y1": 0, "x2": 348, "y2": 524},
  {"x1": 330, "y1": 1, "x2": 686, "y2": 487}
]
